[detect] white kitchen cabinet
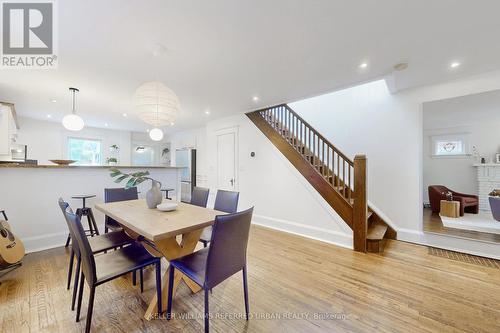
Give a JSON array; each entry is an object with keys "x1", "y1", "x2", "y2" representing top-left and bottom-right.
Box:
[{"x1": 0, "y1": 104, "x2": 18, "y2": 157}]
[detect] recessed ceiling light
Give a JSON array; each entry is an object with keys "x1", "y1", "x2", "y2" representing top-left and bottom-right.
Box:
[
  {"x1": 252, "y1": 96, "x2": 259, "y2": 102},
  {"x1": 104, "y1": 123, "x2": 108, "y2": 127},
  {"x1": 170, "y1": 122, "x2": 175, "y2": 126},
  {"x1": 50, "y1": 98, "x2": 57, "y2": 103},
  {"x1": 46, "y1": 114, "x2": 52, "y2": 118},
  {"x1": 359, "y1": 62, "x2": 368, "y2": 69},
  {"x1": 450, "y1": 62, "x2": 461, "y2": 68},
  {"x1": 205, "y1": 110, "x2": 210, "y2": 115},
  {"x1": 123, "y1": 113, "x2": 127, "y2": 117}
]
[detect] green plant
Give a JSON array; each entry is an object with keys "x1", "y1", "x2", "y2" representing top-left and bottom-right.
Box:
[
  {"x1": 110, "y1": 144, "x2": 120, "y2": 150},
  {"x1": 107, "y1": 157, "x2": 117, "y2": 163},
  {"x1": 162, "y1": 148, "x2": 170, "y2": 157},
  {"x1": 110, "y1": 168, "x2": 158, "y2": 189}
]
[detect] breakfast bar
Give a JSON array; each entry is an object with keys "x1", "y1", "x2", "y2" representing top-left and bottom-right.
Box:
[{"x1": 0, "y1": 164, "x2": 183, "y2": 252}]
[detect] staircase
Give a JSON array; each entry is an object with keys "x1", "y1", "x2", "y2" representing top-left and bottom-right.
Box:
[{"x1": 246, "y1": 104, "x2": 395, "y2": 253}]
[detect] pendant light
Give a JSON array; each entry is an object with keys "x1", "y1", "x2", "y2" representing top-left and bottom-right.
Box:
[{"x1": 62, "y1": 87, "x2": 84, "y2": 131}]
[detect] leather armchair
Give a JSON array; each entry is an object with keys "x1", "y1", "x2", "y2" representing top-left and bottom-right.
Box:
[{"x1": 428, "y1": 185, "x2": 479, "y2": 216}]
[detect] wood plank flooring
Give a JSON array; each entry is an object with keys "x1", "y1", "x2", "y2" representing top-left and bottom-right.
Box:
[
  {"x1": 1, "y1": 225, "x2": 499, "y2": 332},
  {"x1": 423, "y1": 207, "x2": 500, "y2": 244}
]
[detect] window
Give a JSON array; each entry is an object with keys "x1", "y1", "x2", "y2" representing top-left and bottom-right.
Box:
[
  {"x1": 68, "y1": 137, "x2": 102, "y2": 165},
  {"x1": 430, "y1": 133, "x2": 469, "y2": 157}
]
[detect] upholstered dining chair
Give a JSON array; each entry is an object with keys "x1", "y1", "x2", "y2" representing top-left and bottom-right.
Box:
[
  {"x1": 58, "y1": 198, "x2": 134, "y2": 311},
  {"x1": 199, "y1": 189, "x2": 240, "y2": 247},
  {"x1": 64, "y1": 208, "x2": 162, "y2": 333},
  {"x1": 167, "y1": 207, "x2": 254, "y2": 333},
  {"x1": 189, "y1": 186, "x2": 210, "y2": 208},
  {"x1": 104, "y1": 187, "x2": 138, "y2": 233}
]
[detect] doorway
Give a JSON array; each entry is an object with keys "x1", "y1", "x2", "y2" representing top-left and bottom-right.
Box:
[{"x1": 216, "y1": 127, "x2": 238, "y2": 191}]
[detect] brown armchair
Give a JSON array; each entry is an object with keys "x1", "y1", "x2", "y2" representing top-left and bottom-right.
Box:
[{"x1": 428, "y1": 185, "x2": 479, "y2": 216}]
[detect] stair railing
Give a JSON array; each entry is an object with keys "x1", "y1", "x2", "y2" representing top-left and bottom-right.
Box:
[{"x1": 253, "y1": 103, "x2": 367, "y2": 252}]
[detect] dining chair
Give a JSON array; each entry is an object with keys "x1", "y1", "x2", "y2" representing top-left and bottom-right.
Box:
[
  {"x1": 64, "y1": 209, "x2": 162, "y2": 333},
  {"x1": 104, "y1": 187, "x2": 138, "y2": 233},
  {"x1": 167, "y1": 207, "x2": 253, "y2": 333},
  {"x1": 58, "y1": 198, "x2": 135, "y2": 311},
  {"x1": 199, "y1": 189, "x2": 240, "y2": 247},
  {"x1": 189, "y1": 186, "x2": 210, "y2": 208}
]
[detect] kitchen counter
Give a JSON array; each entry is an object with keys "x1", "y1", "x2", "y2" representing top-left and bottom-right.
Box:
[
  {"x1": 0, "y1": 164, "x2": 182, "y2": 252},
  {"x1": 0, "y1": 163, "x2": 183, "y2": 169}
]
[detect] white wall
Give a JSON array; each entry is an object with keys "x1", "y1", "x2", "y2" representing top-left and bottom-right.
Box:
[
  {"x1": 422, "y1": 90, "x2": 500, "y2": 203},
  {"x1": 17, "y1": 117, "x2": 132, "y2": 165},
  {"x1": 287, "y1": 69, "x2": 500, "y2": 249}
]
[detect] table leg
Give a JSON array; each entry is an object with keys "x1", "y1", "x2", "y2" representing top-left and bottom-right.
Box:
[{"x1": 144, "y1": 228, "x2": 203, "y2": 320}]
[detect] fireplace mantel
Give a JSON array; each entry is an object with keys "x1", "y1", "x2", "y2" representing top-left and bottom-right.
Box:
[{"x1": 473, "y1": 163, "x2": 500, "y2": 211}]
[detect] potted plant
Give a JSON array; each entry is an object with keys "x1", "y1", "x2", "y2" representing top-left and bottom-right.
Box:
[
  {"x1": 110, "y1": 168, "x2": 163, "y2": 208},
  {"x1": 488, "y1": 189, "x2": 500, "y2": 222},
  {"x1": 109, "y1": 144, "x2": 120, "y2": 153},
  {"x1": 106, "y1": 157, "x2": 118, "y2": 166}
]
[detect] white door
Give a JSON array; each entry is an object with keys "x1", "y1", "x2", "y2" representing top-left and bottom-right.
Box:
[{"x1": 216, "y1": 129, "x2": 237, "y2": 191}]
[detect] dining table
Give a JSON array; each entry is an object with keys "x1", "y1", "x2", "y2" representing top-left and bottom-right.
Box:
[{"x1": 95, "y1": 198, "x2": 225, "y2": 320}]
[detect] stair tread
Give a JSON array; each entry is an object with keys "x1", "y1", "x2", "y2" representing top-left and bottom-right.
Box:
[
  {"x1": 367, "y1": 211, "x2": 373, "y2": 220},
  {"x1": 367, "y1": 220, "x2": 388, "y2": 241}
]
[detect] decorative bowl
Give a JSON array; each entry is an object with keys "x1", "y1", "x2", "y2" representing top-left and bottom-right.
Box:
[
  {"x1": 157, "y1": 202, "x2": 178, "y2": 212},
  {"x1": 49, "y1": 159, "x2": 77, "y2": 165}
]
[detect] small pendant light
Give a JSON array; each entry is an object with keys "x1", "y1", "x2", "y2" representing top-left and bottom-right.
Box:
[{"x1": 62, "y1": 87, "x2": 84, "y2": 131}]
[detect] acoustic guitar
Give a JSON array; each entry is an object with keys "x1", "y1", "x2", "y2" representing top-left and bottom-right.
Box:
[{"x1": 0, "y1": 211, "x2": 25, "y2": 266}]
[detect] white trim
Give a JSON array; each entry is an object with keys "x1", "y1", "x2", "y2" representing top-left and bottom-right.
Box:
[
  {"x1": 397, "y1": 228, "x2": 500, "y2": 260},
  {"x1": 252, "y1": 214, "x2": 353, "y2": 249},
  {"x1": 23, "y1": 231, "x2": 68, "y2": 253}
]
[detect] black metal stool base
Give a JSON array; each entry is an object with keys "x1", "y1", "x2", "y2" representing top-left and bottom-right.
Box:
[{"x1": 65, "y1": 197, "x2": 100, "y2": 247}]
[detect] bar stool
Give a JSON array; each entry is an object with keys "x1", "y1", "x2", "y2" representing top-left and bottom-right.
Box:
[
  {"x1": 64, "y1": 195, "x2": 100, "y2": 247},
  {"x1": 161, "y1": 188, "x2": 175, "y2": 200}
]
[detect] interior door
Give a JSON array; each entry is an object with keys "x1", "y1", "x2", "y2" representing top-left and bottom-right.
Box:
[{"x1": 217, "y1": 130, "x2": 237, "y2": 191}]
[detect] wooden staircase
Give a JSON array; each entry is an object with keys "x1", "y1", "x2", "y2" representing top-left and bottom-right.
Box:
[{"x1": 246, "y1": 104, "x2": 395, "y2": 253}]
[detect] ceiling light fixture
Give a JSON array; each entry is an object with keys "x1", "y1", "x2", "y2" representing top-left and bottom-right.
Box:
[
  {"x1": 62, "y1": 87, "x2": 84, "y2": 131},
  {"x1": 252, "y1": 96, "x2": 259, "y2": 102},
  {"x1": 205, "y1": 109, "x2": 210, "y2": 115},
  {"x1": 46, "y1": 114, "x2": 52, "y2": 118},
  {"x1": 359, "y1": 62, "x2": 368, "y2": 69},
  {"x1": 104, "y1": 123, "x2": 109, "y2": 127},
  {"x1": 50, "y1": 98, "x2": 57, "y2": 103},
  {"x1": 149, "y1": 128, "x2": 164, "y2": 141},
  {"x1": 133, "y1": 81, "x2": 180, "y2": 142},
  {"x1": 450, "y1": 62, "x2": 461, "y2": 68},
  {"x1": 123, "y1": 113, "x2": 127, "y2": 117}
]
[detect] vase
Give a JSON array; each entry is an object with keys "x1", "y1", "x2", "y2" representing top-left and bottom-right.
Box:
[{"x1": 146, "y1": 180, "x2": 163, "y2": 209}]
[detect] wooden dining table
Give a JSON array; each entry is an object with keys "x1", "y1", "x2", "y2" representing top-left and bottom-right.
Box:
[{"x1": 95, "y1": 199, "x2": 224, "y2": 320}]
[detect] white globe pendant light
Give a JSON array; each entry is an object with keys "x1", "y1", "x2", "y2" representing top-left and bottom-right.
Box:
[
  {"x1": 133, "y1": 81, "x2": 180, "y2": 141},
  {"x1": 62, "y1": 87, "x2": 84, "y2": 131},
  {"x1": 149, "y1": 128, "x2": 164, "y2": 141}
]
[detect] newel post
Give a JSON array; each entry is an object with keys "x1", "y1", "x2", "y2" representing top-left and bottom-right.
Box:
[{"x1": 353, "y1": 155, "x2": 367, "y2": 252}]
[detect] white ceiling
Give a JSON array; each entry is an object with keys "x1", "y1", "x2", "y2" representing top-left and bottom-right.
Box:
[{"x1": 2, "y1": 0, "x2": 500, "y2": 133}]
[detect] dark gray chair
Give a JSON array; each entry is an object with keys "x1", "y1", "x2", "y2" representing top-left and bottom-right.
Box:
[
  {"x1": 199, "y1": 190, "x2": 240, "y2": 247},
  {"x1": 58, "y1": 198, "x2": 134, "y2": 311},
  {"x1": 104, "y1": 187, "x2": 138, "y2": 233},
  {"x1": 190, "y1": 186, "x2": 210, "y2": 208},
  {"x1": 64, "y1": 208, "x2": 162, "y2": 333},
  {"x1": 167, "y1": 207, "x2": 253, "y2": 333}
]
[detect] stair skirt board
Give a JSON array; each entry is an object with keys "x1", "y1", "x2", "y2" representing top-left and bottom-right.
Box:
[{"x1": 252, "y1": 215, "x2": 353, "y2": 249}]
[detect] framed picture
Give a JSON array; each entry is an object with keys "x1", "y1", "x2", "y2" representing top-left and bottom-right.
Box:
[{"x1": 496, "y1": 153, "x2": 500, "y2": 164}]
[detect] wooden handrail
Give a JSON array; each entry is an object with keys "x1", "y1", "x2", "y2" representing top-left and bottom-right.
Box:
[{"x1": 247, "y1": 104, "x2": 371, "y2": 253}]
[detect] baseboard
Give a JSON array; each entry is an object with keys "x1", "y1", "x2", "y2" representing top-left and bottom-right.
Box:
[
  {"x1": 23, "y1": 231, "x2": 68, "y2": 253},
  {"x1": 252, "y1": 214, "x2": 353, "y2": 249},
  {"x1": 397, "y1": 228, "x2": 500, "y2": 260}
]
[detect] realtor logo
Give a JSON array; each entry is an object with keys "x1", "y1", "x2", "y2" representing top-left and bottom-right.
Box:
[{"x1": 1, "y1": 0, "x2": 57, "y2": 68}]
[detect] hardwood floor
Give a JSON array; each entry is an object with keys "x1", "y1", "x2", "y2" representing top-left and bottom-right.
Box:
[
  {"x1": 1, "y1": 225, "x2": 499, "y2": 332},
  {"x1": 423, "y1": 207, "x2": 500, "y2": 244}
]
